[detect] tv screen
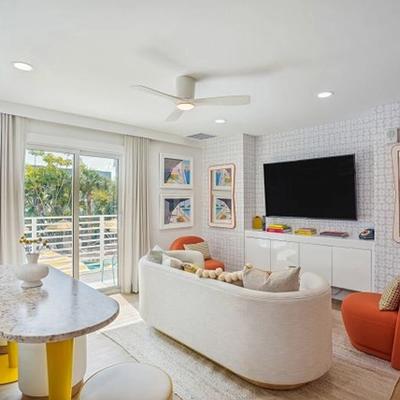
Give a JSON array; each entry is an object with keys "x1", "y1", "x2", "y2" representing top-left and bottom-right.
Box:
[{"x1": 263, "y1": 154, "x2": 357, "y2": 220}]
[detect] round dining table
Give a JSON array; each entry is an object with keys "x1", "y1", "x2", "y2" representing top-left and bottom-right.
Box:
[{"x1": 0, "y1": 264, "x2": 119, "y2": 400}]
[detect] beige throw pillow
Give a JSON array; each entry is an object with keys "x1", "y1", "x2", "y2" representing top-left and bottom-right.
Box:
[
  {"x1": 183, "y1": 242, "x2": 211, "y2": 260},
  {"x1": 379, "y1": 278, "x2": 400, "y2": 311},
  {"x1": 243, "y1": 265, "x2": 301, "y2": 292},
  {"x1": 242, "y1": 266, "x2": 270, "y2": 290}
]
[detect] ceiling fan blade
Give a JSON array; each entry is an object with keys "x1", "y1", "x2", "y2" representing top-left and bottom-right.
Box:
[
  {"x1": 193, "y1": 95, "x2": 250, "y2": 106},
  {"x1": 166, "y1": 109, "x2": 184, "y2": 122},
  {"x1": 131, "y1": 85, "x2": 180, "y2": 102}
]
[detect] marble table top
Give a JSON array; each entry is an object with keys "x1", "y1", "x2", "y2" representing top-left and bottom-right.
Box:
[{"x1": 0, "y1": 265, "x2": 119, "y2": 343}]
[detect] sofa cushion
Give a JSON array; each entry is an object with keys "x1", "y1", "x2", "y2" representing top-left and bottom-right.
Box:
[
  {"x1": 204, "y1": 258, "x2": 225, "y2": 270},
  {"x1": 242, "y1": 266, "x2": 270, "y2": 290},
  {"x1": 162, "y1": 254, "x2": 183, "y2": 269},
  {"x1": 243, "y1": 266, "x2": 300, "y2": 292},
  {"x1": 184, "y1": 242, "x2": 211, "y2": 260},
  {"x1": 147, "y1": 250, "x2": 163, "y2": 264},
  {"x1": 379, "y1": 277, "x2": 400, "y2": 311}
]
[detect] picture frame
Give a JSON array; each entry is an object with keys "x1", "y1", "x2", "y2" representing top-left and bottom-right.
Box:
[
  {"x1": 209, "y1": 164, "x2": 236, "y2": 228},
  {"x1": 160, "y1": 193, "x2": 194, "y2": 230},
  {"x1": 392, "y1": 143, "x2": 400, "y2": 243},
  {"x1": 160, "y1": 153, "x2": 193, "y2": 189},
  {"x1": 211, "y1": 164, "x2": 234, "y2": 191}
]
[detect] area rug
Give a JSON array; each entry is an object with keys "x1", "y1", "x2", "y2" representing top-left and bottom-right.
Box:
[{"x1": 102, "y1": 310, "x2": 399, "y2": 400}]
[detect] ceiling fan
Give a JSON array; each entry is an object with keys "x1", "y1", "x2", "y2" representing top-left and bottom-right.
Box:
[{"x1": 132, "y1": 75, "x2": 250, "y2": 122}]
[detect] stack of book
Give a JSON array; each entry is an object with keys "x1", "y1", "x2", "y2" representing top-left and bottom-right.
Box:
[
  {"x1": 320, "y1": 231, "x2": 349, "y2": 238},
  {"x1": 294, "y1": 228, "x2": 317, "y2": 236},
  {"x1": 266, "y1": 224, "x2": 292, "y2": 233}
]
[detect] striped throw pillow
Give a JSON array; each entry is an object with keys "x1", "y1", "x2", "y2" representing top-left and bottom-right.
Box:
[
  {"x1": 379, "y1": 278, "x2": 400, "y2": 311},
  {"x1": 184, "y1": 241, "x2": 211, "y2": 260}
]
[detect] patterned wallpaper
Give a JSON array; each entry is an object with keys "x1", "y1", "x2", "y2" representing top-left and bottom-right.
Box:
[
  {"x1": 201, "y1": 102, "x2": 400, "y2": 290},
  {"x1": 255, "y1": 115, "x2": 375, "y2": 237}
]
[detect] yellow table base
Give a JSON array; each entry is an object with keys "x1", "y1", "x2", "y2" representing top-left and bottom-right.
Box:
[
  {"x1": 0, "y1": 342, "x2": 18, "y2": 385},
  {"x1": 46, "y1": 339, "x2": 74, "y2": 400}
]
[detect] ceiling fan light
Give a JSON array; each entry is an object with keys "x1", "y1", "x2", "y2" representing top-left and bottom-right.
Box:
[
  {"x1": 12, "y1": 61, "x2": 33, "y2": 71},
  {"x1": 317, "y1": 91, "x2": 334, "y2": 98},
  {"x1": 177, "y1": 102, "x2": 194, "y2": 111}
]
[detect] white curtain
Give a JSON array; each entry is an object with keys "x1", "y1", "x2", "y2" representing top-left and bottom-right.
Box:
[
  {"x1": 120, "y1": 135, "x2": 150, "y2": 293},
  {"x1": 0, "y1": 113, "x2": 25, "y2": 265}
]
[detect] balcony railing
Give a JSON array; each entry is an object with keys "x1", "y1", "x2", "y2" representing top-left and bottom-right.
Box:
[{"x1": 24, "y1": 215, "x2": 118, "y2": 274}]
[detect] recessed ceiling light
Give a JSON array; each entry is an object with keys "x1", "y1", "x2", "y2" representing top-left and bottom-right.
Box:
[
  {"x1": 177, "y1": 103, "x2": 194, "y2": 111},
  {"x1": 215, "y1": 119, "x2": 226, "y2": 124},
  {"x1": 317, "y1": 91, "x2": 334, "y2": 99},
  {"x1": 12, "y1": 61, "x2": 33, "y2": 71}
]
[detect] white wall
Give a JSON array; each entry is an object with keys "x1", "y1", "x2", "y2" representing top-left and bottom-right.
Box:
[{"x1": 149, "y1": 140, "x2": 203, "y2": 249}]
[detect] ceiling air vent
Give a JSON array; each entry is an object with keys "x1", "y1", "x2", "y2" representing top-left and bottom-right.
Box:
[{"x1": 186, "y1": 133, "x2": 216, "y2": 140}]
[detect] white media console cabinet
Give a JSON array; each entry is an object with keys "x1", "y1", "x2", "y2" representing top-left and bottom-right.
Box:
[{"x1": 245, "y1": 230, "x2": 374, "y2": 292}]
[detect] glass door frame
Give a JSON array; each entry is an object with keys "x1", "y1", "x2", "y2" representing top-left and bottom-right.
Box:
[{"x1": 25, "y1": 144, "x2": 122, "y2": 293}]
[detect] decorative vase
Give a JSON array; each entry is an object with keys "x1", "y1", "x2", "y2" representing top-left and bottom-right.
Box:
[
  {"x1": 26, "y1": 253, "x2": 40, "y2": 264},
  {"x1": 15, "y1": 263, "x2": 50, "y2": 289}
]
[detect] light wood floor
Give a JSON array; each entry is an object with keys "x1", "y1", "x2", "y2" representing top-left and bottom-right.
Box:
[{"x1": 1, "y1": 295, "x2": 398, "y2": 400}]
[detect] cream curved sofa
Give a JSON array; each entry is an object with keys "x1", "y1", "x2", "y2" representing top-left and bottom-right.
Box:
[{"x1": 139, "y1": 253, "x2": 332, "y2": 389}]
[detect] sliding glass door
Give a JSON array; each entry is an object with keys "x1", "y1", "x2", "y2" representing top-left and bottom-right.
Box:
[
  {"x1": 24, "y1": 148, "x2": 119, "y2": 290},
  {"x1": 79, "y1": 155, "x2": 119, "y2": 289}
]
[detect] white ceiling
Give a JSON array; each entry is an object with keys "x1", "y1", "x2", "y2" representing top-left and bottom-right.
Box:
[{"x1": 1, "y1": 0, "x2": 400, "y2": 137}]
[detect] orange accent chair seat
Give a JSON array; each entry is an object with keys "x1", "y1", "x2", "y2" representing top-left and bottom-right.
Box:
[
  {"x1": 341, "y1": 292, "x2": 400, "y2": 369},
  {"x1": 169, "y1": 236, "x2": 225, "y2": 271}
]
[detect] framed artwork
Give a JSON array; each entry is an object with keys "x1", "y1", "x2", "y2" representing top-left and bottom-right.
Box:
[
  {"x1": 209, "y1": 164, "x2": 236, "y2": 228},
  {"x1": 212, "y1": 165, "x2": 233, "y2": 190},
  {"x1": 160, "y1": 194, "x2": 194, "y2": 230},
  {"x1": 160, "y1": 153, "x2": 193, "y2": 189},
  {"x1": 392, "y1": 143, "x2": 400, "y2": 242}
]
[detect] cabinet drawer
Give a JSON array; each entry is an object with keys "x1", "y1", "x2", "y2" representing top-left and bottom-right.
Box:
[
  {"x1": 332, "y1": 247, "x2": 371, "y2": 291},
  {"x1": 245, "y1": 237, "x2": 270, "y2": 271},
  {"x1": 270, "y1": 240, "x2": 299, "y2": 271},
  {"x1": 299, "y1": 244, "x2": 332, "y2": 284}
]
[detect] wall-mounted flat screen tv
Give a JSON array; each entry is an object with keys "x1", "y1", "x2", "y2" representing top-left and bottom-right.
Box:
[{"x1": 263, "y1": 154, "x2": 357, "y2": 220}]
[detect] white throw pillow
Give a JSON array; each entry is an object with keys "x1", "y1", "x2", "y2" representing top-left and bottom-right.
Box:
[
  {"x1": 162, "y1": 254, "x2": 183, "y2": 269},
  {"x1": 146, "y1": 245, "x2": 165, "y2": 264}
]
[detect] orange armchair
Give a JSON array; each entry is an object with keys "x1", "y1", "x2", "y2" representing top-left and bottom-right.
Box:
[
  {"x1": 169, "y1": 236, "x2": 225, "y2": 271},
  {"x1": 341, "y1": 292, "x2": 400, "y2": 369}
]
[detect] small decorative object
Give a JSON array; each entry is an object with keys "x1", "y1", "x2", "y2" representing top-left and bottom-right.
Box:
[
  {"x1": 252, "y1": 216, "x2": 263, "y2": 230},
  {"x1": 359, "y1": 228, "x2": 375, "y2": 240},
  {"x1": 195, "y1": 267, "x2": 244, "y2": 285},
  {"x1": 160, "y1": 153, "x2": 193, "y2": 189},
  {"x1": 17, "y1": 234, "x2": 50, "y2": 289},
  {"x1": 19, "y1": 234, "x2": 49, "y2": 263},
  {"x1": 209, "y1": 164, "x2": 236, "y2": 228},
  {"x1": 319, "y1": 231, "x2": 349, "y2": 238},
  {"x1": 15, "y1": 263, "x2": 50, "y2": 289},
  {"x1": 160, "y1": 194, "x2": 193, "y2": 229}
]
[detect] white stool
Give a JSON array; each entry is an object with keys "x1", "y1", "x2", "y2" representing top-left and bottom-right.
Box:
[
  {"x1": 79, "y1": 362, "x2": 173, "y2": 400},
  {"x1": 18, "y1": 335, "x2": 87, "y2": 398}
]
